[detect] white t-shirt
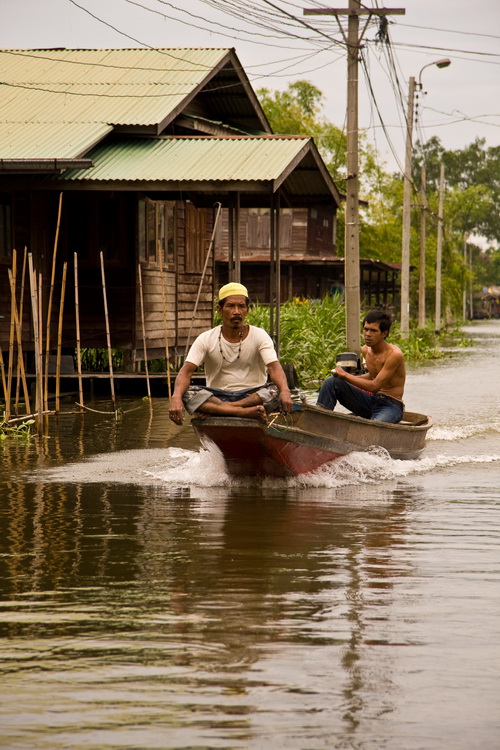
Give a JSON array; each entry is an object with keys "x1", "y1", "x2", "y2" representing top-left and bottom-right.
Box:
[{"x1": 185, "y1": 325, "x2": 278, "y2": 391}]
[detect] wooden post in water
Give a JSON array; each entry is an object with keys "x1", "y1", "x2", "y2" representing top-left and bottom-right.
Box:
[
  {"x1": 5, "y1": 249, "x2": 17, "y2": 421},
  {"x1": 0, "y1": 346, "x2": 8, "y2": 410},
  {"x1": 38, "y1": 271, "x2": 43, "y2": 386},
  {"x1": 44, "y1": 192, "x2": 63, "y2": 412},
  {"x1": 14, "y1": 248, "x2": 28, "y2": 415},
  {"x1": 137, "y1": 264, "x2": 151, "y2": 400},
  {"x1": 7, "y1": 268, "x2": 31, "y2": 416},
  {"x1": 99, "y1": 251, "x2": 117, "y2": 414},
  {"x1": 28, "y1": 254, "x2": 44, "y2": 431},
  {"x1": 74, "y1": 253, "x2": 84, "y2": 409},
  {"x1": 158, "y1": 243, "x2": 172, "y2": 397},
  {"x1": 55, "y1": 262, "x2": 68, "y2": 413}
]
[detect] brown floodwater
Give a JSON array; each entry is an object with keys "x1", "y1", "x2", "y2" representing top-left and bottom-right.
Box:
[{"x1": 1, "y1": 320, "x2": 500, "y2": 749}]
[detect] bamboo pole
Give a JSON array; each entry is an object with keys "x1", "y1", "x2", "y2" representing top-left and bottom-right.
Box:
[
  {"x1": 14, "y1": 247, "x2": 28, "y2": 414},
  {"x1": 55, "y1": 262, "x2": 68, "y2": 414},
  {"x1": 0, "y1": 346, "x2": 8, "y2": 411},
  {"x1": 28, "y1": 254, "x2": 43, "y2": 431},
  {"x1": 5, "y1": 249, "x2": 17, "y2": 421},
  {"x1": 43, "y1": 192, "x2": 63, "y2": 412},
  {"x1": 184, "y1": 202, "x2": 222, "y2": 356},
  {"x1": 137, "y1": 263, "x2": 151, "y2": 400},
  {"x1": 157, "y1": 241, "x2": 172, "y2": 397},
  {"x1": 38, "y1": 271, "x2": 45, "y2": 427},
  {"x1": 74, "y1": 253, "x2": 84, "y2": 409},
  {"x1": 7, "y1": 269, "x2": 31, "y2": 415},
  {"x1": 99, "y1": 251, "x2": 117, "y2": 414}
]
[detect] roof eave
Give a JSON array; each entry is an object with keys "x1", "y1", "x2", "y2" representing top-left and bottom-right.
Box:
[{"x1": 0, "y1": 158, "x2": 93, "y2": 173}]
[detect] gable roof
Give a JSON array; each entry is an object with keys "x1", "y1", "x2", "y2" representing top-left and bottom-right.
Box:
[
  {"x1": 56, "y1": 135, "x2": 341, "y2": 207},
  {"x1": 0, "y1": 47, "x2": 271, "y2": 163},
  {"x1": 0, "y1": 47, "x2": 340, "y2": 207}
]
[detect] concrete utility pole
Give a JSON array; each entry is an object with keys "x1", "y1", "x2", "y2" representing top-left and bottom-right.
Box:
[
  {"x1": 400, "y1": 75, "x2": 415, "y2": 336},
  {"x1": 418, "y1": 163, "x2": 427, "y2": 328},
  {"x1": 305, "y1": 1, "x2": 405, "y2": 353},
  {"x1": 403, "y1": 58, "x2": 450, "y2": 334},
  {"x1": 434, "y1": 163, "x2": 445, "y2": 333}
]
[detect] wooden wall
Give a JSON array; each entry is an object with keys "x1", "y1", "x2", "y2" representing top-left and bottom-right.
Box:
[
  {"x1": 1, "y1": 191, "x2": 216, "y2": 369},
  {"x1": 134, "y1": 201, "x2": 215, "y2": 363}
]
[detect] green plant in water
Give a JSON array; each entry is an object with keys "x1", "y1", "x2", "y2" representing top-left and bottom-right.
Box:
[{"x1": 0, "y1": 419, "x2": 35, "y2": 440}]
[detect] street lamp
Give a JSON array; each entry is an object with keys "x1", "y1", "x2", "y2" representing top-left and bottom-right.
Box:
[
  {"x1": 400, "y1": 58, "x2": 451, "y2": 335},
  {"x1": 418, "y1": 58, "x2": 451, "y2": 87}
]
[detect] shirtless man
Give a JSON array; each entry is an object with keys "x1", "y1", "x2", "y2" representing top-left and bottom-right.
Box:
[
  {"x1": 316, "y1": 310, "x2": 406, "y2": 423},
  {"x1": 169, "y1": 282, "x2": 293, "y2": 426}
]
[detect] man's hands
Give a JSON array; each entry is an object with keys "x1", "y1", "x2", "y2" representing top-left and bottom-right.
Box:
[
  {"x1": 169, "y1": 395, "x2": 185, "y2": 425},
  {"x1": 279, "y1": 387, "x2": 293, "y2": 413},
  {"x1": 332, "y1": 365, "x2": 347, "y2": 379}
]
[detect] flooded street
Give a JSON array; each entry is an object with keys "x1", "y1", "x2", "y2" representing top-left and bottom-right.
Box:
[{"x1": 1, "y1": 320, "x2": 500, "y2": 750}]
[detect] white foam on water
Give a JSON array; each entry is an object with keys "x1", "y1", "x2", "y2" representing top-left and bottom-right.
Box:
[
  {"x1": 429, "y1": 423, "x2": 500, "y2": 441},
  {"x1": 35, "y1": 443, "x2": 500, "y2": 489},
  {"x1": 148, "y1": 444, "x2": 500, "y2": 489}
]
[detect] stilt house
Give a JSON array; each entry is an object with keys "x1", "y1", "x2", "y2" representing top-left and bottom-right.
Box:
[{"x1": 0, "y1": 47, "x2": 341, "y2": 370}]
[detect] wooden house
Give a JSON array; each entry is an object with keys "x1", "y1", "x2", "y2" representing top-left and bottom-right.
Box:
[
  {"x1": 0, "y1": 47, "x2": 341, "y2": 371},
  {"x1": 214, "y1": 205, "x2": 401, "y2": 310}
]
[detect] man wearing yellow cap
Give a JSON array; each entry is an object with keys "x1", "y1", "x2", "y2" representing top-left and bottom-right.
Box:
[{"x1": 168, "y1": 282, "x2": 293, "y2": 425}]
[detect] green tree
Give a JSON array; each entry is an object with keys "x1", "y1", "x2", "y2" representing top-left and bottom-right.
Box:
[
  {"x1": 257, "y1": 81, "x2": 347, "y2": 182},
  {"x1": 414, "y1": 137, "x2": 499, "y2": 243}
]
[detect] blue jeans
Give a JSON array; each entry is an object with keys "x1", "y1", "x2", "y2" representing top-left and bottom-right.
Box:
[
  {"x1": 183, "y1": 384, "x2": 279, "y2": 415},
  {"x1": 316, "y1": 376, "x2": 403, "y2": 423}
]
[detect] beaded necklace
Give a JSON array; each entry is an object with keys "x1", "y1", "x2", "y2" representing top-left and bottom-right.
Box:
[{"x1": 218, "y1": 325, "x2": 246, "y2": 362}]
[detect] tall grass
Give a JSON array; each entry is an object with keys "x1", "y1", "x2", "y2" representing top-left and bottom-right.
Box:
[{"x1": 247, "y1": 296, "x2": 346, "y2": 388}]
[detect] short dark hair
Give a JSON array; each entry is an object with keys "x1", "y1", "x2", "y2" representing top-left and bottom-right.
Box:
[{"x1": 363, "y1": 310, "x2": 392, "y2": 333}]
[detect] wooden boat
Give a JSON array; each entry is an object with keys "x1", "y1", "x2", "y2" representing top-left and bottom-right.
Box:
[{"x1": 191, "y1": 404, "x2": 433, "y2": 478}]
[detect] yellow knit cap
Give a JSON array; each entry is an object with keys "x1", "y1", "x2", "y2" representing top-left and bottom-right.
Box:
[{"x1": 218, "y1": 282, "x2": 249, "y2": 302}]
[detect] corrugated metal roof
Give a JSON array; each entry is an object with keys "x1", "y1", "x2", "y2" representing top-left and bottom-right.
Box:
[
  {"x1": 59, "y1": 136, "x2": 312, "y2": 182},
  {"x1": 0, "y1": 48, "x2": 232, "y2": 158},
  {"x1": 0, "y1": 122, "x2": 112, "y2": 159}
]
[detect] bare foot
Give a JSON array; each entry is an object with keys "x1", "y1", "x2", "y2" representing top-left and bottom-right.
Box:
[
  {"x1": 198, "y1": 403, "x2": 268, "y2": 423},
  {"x1": 222, "y1": 404, "x2": 267, "y2": 423},
  {"x1": 244, "y1": 405, "x2": 268, "y2": 424}
]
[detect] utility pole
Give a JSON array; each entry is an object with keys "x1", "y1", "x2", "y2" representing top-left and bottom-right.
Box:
[
  {"x1": 408, "y1": 59, "x2": 451, "y2": 333},
  {"x1": 305, "y1": 1, "x2": 405, "y2": 353},
  {"x1": 418, "y1": 163, "x2": 427, "y2": 328},
  {"x1": 401, "y1": 75, "x2": 415, "y2": 336},
  {"x1": 434, "y1": 163, "x2": 445, "y2": 334},
  {"x1": 462, "y1": 232, "x2": 467, "y2": 320}
]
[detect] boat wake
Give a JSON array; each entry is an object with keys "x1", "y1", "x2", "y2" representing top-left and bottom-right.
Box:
[
  {"x1": 145, "y1": 444, "x2": 500, "y2": 489},
  {"x1": 35, "y1": 442, "x2": 500, "y2": 489},
  {"x1": 429, "y1": 422, "x2": 500, "y2": 441}
]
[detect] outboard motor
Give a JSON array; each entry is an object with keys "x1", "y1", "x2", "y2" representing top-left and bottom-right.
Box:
[{"x1": 335, "y1": 352, "x2": 362, "y2": 374}]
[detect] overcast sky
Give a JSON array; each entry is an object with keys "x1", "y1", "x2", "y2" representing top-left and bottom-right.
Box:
[{"x1": 1, "y1": 0, "x2": 499, "y2": 174}]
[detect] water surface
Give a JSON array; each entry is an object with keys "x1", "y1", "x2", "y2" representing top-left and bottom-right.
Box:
[{"x1": 1, "y1": 320, "x2": 499, "y2": 749}]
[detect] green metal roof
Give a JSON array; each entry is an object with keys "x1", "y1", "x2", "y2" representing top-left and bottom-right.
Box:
[
  {"x1": 0, "y1": 122, "x2": 112, "y2": 159},
  {"x1": 57, "y1": 135, "x2": 341, "y2": 205},
  {"x1": 59, "y1": 135, "x2": 307, "y2": 180},
  {"x1": 0, "y1": 48, "x2": 269, "y2": 160}
]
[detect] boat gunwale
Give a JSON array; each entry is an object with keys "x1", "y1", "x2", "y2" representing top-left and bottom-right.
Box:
[{"x1": 191, "y1": 407, "x2": 433, "y2": 434}]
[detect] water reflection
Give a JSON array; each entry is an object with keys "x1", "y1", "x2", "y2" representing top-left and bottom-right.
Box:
[
  {"x1": 1, "y1": 459, "x2": 421, "y2": 748},
  {"x1": 1, "y1": 322, "x2": 500, "y2": 750}
]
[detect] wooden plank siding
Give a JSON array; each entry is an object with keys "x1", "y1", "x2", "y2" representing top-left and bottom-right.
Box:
[
  {"x1": 1, "y1": 191, "x2": 217, "y2": 368},
  {"x1": 134, "y1": 201, "x2": 215, "y2": 362}
]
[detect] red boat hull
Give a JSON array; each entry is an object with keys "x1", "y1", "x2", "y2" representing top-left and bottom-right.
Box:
[
  {"x1": 191, "y1": 405, "x2": 432, "y2": 478},
  {"x1": 195, "y1": 419, "x2": 342, "y2": 477}
]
